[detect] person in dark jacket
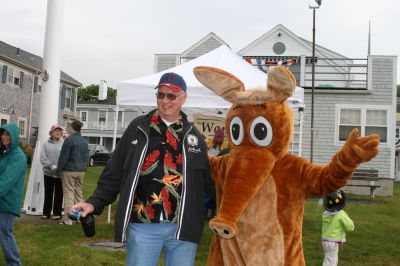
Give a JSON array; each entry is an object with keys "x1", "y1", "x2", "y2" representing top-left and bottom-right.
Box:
[
  {"x1": 72, "y1": 72, "x2": 213, "y2": 266},
  {"x1": 0, "y1": 124, "x2": 27, "y2": 266},
  {"x1": 57, "y1": 120, "x2": 88, "y2": 225}
]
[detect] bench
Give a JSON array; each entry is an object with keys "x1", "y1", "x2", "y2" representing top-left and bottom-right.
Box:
[{"x1": 346, "y1": 169, "x2": 380, "y2": 200}]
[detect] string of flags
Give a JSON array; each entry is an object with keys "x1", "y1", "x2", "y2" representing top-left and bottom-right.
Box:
[
  {"x1": 244, "y1": 57, "x2": 298, "y2": 72},
  {"x1": 244, "y1": 58, "x2": 297, "y2": 66}
]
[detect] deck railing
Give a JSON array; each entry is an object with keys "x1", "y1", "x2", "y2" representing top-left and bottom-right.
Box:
[
  {"x1": 82, "y1": 121, "x2": 128, "y2": 131},
  {"x1": 243, "y1": 55, "x2": 368, "y2": 90}
]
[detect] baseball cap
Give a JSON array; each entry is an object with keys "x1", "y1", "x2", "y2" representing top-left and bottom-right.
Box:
[
  {"x1": 155, "y1": 72, "x2": 187, "y2": 92},
  {"x1": 50, "y1": 124, "x2": 63, "y2": 131}
]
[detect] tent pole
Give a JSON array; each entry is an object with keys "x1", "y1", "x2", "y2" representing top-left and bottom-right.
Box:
[
  {"x1": 107, "y1": 104, "x2": 119, "y2": 224},
  {"x1": 112, "y1": 105, "x2": 119, "y2": 152},
  {"x1": 298, "y1": 107, "x2": 304, "y2": 157}
]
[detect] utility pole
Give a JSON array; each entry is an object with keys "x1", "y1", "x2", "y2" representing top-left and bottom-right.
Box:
[{"x1": 309, "y1": 0, "x2": 322, "y2": 163}]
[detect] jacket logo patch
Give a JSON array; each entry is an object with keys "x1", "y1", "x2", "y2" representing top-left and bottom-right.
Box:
[
  {"x1": 131, "y1": 140, "x2": 138, "y2": 145},
  {"x1": 187, "y1": 134, "x2": 198, "y2": 146},
  {"x1": 188, "y1": 147, "x2": 201, "y2": 153}
]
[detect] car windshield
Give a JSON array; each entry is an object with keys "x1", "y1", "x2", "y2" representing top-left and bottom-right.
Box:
[
  {"x1": 102, "y1": 146, "x2": 110, "y2": 153},
  {"x1": 88, "y1": 144, "x2": 110, "y2": 153},
  {"x1": 88, "y1": 144, "x2": 97, "y2": 152}
]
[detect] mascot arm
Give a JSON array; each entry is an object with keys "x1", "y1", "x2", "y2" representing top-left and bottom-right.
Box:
[
  {"x1": 300, "y1": 128, "x2": 379, "y2": 195},
  {"x1": 203, "y1": 152, "x2": 215, "y2": 202},
  {"x1": 208, "y1": 155, "x2": 228, "y2": 184}
]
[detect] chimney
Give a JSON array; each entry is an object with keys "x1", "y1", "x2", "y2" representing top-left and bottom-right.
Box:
[
  {"x1": 98, "y1": 80, "x2": 108, "y2": 100},
  {"x1": 16, "y1": 48, "x2": 20, "y2": 56}
]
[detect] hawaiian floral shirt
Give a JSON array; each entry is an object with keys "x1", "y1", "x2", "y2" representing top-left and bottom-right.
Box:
[{"x1": 131, "y1": 111, "x2": 184, "y2": 223}]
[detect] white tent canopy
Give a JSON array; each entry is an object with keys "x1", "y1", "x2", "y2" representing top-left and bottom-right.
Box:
[{"x1": 117, "y1": 45, "x2": 304, "y2": 110}]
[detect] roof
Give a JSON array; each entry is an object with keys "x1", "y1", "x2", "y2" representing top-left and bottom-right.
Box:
[
  {"x1": 297, "y1": 36, "x2": 348, "y2": 59},
  {"x1": 181, "y1": 32, "x2": 230, "y2": 58},
  {"x1": 0, "y1": 40, "x2": 82, "y2": 87},
  {"x1": 238, "y1": 24, "x2": 347, "y2": 59}
]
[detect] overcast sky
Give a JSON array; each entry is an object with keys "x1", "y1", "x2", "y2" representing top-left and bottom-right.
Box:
[{"x1": 1, "y1": 0, "x2": 398, "y2": 88}]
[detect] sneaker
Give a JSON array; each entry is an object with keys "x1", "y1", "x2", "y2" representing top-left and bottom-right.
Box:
[{"x1": 59, "y1": 220, "x2": 73, "y2": 225}]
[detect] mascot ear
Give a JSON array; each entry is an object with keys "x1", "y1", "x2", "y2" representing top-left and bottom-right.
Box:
[
  {"x1": 194, "y1": 66, "x2": 244, "y2": 103},
  {"x1": 266, "y1": 66, "x2": 296, "y2": 103}
]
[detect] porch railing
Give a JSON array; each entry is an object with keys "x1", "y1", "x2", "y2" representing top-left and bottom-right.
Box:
[
  {"x1": 243, "y1": 55, "x2": 368, "y2": 90},
  {"x1": 82, "y1": 121, "x2": 128, "y2": 131}
]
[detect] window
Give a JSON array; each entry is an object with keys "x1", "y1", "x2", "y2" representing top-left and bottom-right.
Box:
[
  {"x1": 33, "y1": 76, "x2": 41, "y2": 92},
  {"x1": 6, "y1": 67, "x2": 22, "y2": 86},
  {"x1": 18, "y1": 118, "x2": 27, "y2": 138},
  {"x1": 118, "y1": 111, "x2": 123, "y2": 122},
  {"x1": 60, "y1": 85, "x2": 75, "y2": 110},
  {"x1": 65, "y1": 87, "x2": 72, "y2": 108},
  {"x1": 7, "y1": 68, "x2": 14, "y2": 83},
  {"x1": 337, "y1": 106, "x2": 389, "y2": 143},
  {"x1": 366, "y1": 110, "x2": 387, "y2": 141},
  {"x1": 0, "y1": 113, "x2": 9, "y2": 126},
  {"x1": 338, "y1": 109, "x2": 361, "y2": 141},
  {"x1": 81, "y1": 111, "x2": 87, "y2": 122},
  {"x1": 99, "y1": 110, "x2": 107, "y2": 122}
]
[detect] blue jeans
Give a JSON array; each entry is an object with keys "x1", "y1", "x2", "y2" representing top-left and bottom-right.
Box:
[
  {"x1": 127, "y1": 223, "x2": 197, "y2": 266},
  {"x1": 0, "y1": 212, "x2": 22, "y2": 266}
]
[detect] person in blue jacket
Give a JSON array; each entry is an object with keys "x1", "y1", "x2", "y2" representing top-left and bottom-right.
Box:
[
  {"x1": 0, "y1": 124, "x2": 27, "y2": 266},
  {"x1": 56, "y1": 120, "x2": 88, "y2": 225}
]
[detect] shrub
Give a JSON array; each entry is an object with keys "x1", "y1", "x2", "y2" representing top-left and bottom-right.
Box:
[{"x1": 20, "y1": 143, "x2": 33, "y2": 164}]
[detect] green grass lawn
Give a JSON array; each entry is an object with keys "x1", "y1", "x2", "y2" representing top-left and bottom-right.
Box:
[{"x1": 1, "y1": 167, "x2": 399, "y2": 265}]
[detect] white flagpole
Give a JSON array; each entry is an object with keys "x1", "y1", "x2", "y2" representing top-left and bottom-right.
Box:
[{"x1": 23, "y1": 0, "x2": 65, "y2": 215}]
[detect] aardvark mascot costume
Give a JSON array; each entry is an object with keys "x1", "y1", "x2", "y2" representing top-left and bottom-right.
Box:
[{"x1": 193, "y1": 65, "x2": 379, "y2": 266}]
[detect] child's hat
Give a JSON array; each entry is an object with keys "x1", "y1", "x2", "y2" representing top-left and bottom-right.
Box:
[{"x1": 323, "y1": 190, "x2": 346, "y2": 212}]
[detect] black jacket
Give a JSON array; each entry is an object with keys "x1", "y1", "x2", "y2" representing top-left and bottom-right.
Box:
[{"x1": 87, "y1": 110, "x2": 213, "y2": 243}]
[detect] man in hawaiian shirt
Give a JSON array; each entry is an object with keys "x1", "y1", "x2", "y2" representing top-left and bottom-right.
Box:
[{"x1": 72, "y1": 72, "x2": 213, "y2": 266}]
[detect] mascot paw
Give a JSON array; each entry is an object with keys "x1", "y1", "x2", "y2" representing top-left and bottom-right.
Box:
[
  {"x1": 342, "y1": 128, "x2": 380, "y2": 164},
  {"x1": 209, "y1": 216, "x2": 238, "y2": 239}
]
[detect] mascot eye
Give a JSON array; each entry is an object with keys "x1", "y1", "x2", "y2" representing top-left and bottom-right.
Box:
[
  {"x1": 230, "y1": 117, "x2": 244, "y2": 145},
  {"x1": 250, "y1": 116, "x2": 273, "y2": 147}
]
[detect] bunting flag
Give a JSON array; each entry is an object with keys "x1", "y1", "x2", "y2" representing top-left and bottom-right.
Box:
[
  {"x1": 282, "y1": 58, "x2": 295, "y2": 65},
  {"x1": 244, "y1": 58, "x2": 269, "y2": 72},
  {"x1": 244, "y1": 57, "x2": 298, "y2": 70}
]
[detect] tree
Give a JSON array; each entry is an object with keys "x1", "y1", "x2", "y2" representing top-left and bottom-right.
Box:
[
  {"x1": 397, "y1": 84, "x2": 400, "y2": 97},
  {"x1": 77, "y1": 84, "x2": 117, "y2": 102}
]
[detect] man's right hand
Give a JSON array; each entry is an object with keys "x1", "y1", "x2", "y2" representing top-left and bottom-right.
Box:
[{"x1": 70, "y1": 202, "x2": 94, "y2": 218}]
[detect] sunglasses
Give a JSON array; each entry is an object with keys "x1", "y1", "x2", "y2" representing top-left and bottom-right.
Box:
[{"x1": 156, "y1": 92, "x2": 183, "y2": 101}]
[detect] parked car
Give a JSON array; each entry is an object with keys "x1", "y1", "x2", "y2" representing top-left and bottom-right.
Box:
[{"x1": 87, "y1": 144, "x2": 112, "y2": 167}]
